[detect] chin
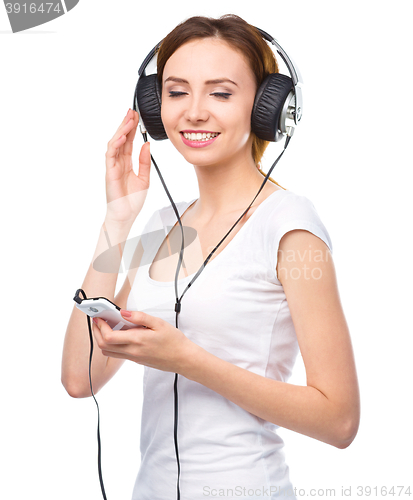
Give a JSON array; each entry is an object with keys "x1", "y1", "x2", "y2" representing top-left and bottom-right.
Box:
[
  {"x1": 168, "y1": 134, "x2": 220, "y2": 166},
  {"x1": 183, "y1": 152, "x2": 222, "y2": 169}
]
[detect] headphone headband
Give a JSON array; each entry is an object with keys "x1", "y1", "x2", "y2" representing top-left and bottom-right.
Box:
[
  {"x1": 254, "y1": 27, "x2": 303, "y2": 125},
  {"x1": 255, "y1": 28, "x2": 301, "y2": 85},
  {"x1": 138, "y1": 41, "x2": 162, "y2": 77}
]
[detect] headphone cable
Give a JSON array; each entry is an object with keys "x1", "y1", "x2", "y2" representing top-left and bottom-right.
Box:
[
  {"x1": 143, "y1": 132, "x2": 292, "y2": 500},
  {"x1": 75, "y1": 131, "x2": 292, "y2": 500},
  {"x1": 74, "y1": 288, "x2": 108, "y2": 500}
]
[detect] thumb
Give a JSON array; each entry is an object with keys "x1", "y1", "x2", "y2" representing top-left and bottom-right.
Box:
[{"x1": 120, "y1": 309, "x2": 154, "y2": 329}]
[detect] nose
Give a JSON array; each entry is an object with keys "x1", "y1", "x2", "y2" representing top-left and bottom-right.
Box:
[{"x1": 184, "y1": 95, "x2": 209, "y2": 123}]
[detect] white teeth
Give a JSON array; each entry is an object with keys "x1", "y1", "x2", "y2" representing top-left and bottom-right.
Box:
[{"x1": 183, "y1": 132, "x2": 219, "y2": 141}]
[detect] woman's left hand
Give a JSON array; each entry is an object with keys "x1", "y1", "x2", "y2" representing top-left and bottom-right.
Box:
[{"x1": 92, "y1": 310, "x2": 194, "y2": 373}]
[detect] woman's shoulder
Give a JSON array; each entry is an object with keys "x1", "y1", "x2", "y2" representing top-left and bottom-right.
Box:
[
  {"x1": 262, "y1": 189, "x2": 333, "y2": 253},
  {"x1": 264, "y1": 188, "x2": 322, "y2": 218}
]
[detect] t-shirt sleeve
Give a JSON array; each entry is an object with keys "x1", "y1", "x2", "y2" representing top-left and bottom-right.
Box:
[{"x1": 266, "y1": 192, "x2": 333, "y2": 285}]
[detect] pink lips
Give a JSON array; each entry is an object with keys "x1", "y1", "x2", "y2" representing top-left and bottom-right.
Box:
[{"x1": 180, "y1": 131, "x2": 220, "y2": 148}]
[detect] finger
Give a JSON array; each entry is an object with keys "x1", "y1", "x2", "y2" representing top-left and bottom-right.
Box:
[
  {"x1": 92, "y1": 319, "x2": 104, "y2": 346},
  {"x1": 92, "y1": 318, "x2": 118, "y2": 346},
  {"x1": 137, "y1": 142, "x2": 151, "y2": 183},
  {"x1": 115, "y1": 109, "x2": 133, "y2": 134},
  {"x1": 108, "y1": 119, "x2": 136, "y2": 155},
  {"x1": 106, "y1": 115, "x2": 137, "y2": 161},
  {"x1": 123, "y1": 115, "x2": 139, "y2": 157},
  {"x1": 93, "y1": 317, "x2": 144, "y2": 345},
  {"x1": 120, "y1": 309, "x2": 159, "y2": 329},
  {"x1": 105, "y1": 136, "x2": 125, "y2": 167},
  {"x1": 107, "y1": 112, "x2": 133, "y2": 160},
  {"x1": 121, "y1": 109, "x2": 139, "y2": 133}
]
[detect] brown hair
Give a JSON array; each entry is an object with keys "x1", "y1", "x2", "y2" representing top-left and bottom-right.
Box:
[{"x1": 156, "y1": 14, "x2": 284, "y2": 188}]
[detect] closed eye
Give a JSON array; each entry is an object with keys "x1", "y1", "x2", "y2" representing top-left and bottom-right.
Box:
[
  {"x1": 168, "y1": 91, "x2": 232, "y2": 99},
  {"x1": 168, "y1": 91, "x2": 187, "y2": 98},
  {"x1": 211, "y1": 93, "x2": 232, "y2": 99}
]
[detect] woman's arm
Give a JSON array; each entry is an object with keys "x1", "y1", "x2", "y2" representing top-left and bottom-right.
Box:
[
  {"x1": 61, "y1": 108, "x2": 151, "y2": 398},
  {"x1": 61, "y1": 219, "x2": 137, "y2": 398},
  {"x1": 179, "y1": 229, "x2": 360, "y2": 448},
  {"x1": 92, "y1": 228, "x2": 360, "y2": 447}
]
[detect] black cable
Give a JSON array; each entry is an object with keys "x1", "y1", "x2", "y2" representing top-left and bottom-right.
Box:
[
  {"x1": 141, "y1": 134, "x2": 186, "y2": 498},
  {"x1": 173, "y1": 373, "x2": 181, "y2": 500},
  {"x1": 143, "y1": 133, "x2": 292, "y2": 500},
  {"x1": 74, "y1": 132, "x2": 291, "y2": 500},
  {"x1": 176, "y1": 134, "x2": 291, "y2": 306},
  {"x1": 75, "y1": 289, "x2": 108, "y2": 500}
]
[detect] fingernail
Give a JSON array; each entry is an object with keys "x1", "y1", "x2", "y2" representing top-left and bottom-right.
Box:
[
  {"x1": 93, "y1": 317, "x2": 98, "y2": 324},
  {"x1": 120, "y1": 310, "x2": 132, "y2": 317}
]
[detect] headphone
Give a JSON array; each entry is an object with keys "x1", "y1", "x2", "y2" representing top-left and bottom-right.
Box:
[{"x1": 133, "y1": 27, "x2": 303, "y2": 143}]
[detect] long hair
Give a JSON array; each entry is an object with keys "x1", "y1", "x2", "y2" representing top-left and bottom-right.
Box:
[{"x1": 156, "y1": 14, "x2": 284, "y2": 187}]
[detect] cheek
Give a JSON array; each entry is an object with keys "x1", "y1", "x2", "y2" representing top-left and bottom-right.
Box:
[
  {"x1": 160, "y1": 102, "x2": 172, "y2": 130},
  {"x1": 160, "y1": 102, "x2": 183, "y2": 148},
  {"x1": 160, "y1": 93, "x2": 182, "y2": 124},
  {"x1": 226, "y1": 101, "x2": 254, "y2": 139}
]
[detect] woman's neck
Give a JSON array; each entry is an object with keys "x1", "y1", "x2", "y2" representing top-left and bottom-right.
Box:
[{"x1": 191, "y1": 155, "x2": 278, "y2": 222}]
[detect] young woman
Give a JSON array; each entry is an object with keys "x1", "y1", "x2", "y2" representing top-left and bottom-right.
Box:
[{"x1": 62, "y1": 14, "x2": 360, "y2": 500}]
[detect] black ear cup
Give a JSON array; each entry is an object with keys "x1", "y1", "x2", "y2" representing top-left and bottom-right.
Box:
[
  {"x1": 251, "y1": 73, "x2": 293, "y2": 142},
  {"x1": 136, "y1": 74, "x2": 168, "y2": 141}
]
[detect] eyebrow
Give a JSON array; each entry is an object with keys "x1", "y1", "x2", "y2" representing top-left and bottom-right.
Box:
[{"x1": 164, "y1": 76, "x2": 238, "y2": 87}]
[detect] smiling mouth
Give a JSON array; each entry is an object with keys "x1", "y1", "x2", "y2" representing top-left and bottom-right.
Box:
[{"x1": 181, "y1": 131, "x2": 220, "y2": 142}]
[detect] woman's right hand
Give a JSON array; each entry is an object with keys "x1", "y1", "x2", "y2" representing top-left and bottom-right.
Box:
[{"x1": 104, "y1": 109, "x2": 151, "y2": 226}]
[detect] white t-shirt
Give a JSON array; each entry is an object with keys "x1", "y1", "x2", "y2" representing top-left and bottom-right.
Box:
[{"x1": 126, "y1": 189, "x2": 333, "y2": 500}]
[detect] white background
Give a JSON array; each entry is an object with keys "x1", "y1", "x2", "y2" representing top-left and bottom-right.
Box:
[{"x1": 1, "y1": 1, "x2": 412, "y2": 499}]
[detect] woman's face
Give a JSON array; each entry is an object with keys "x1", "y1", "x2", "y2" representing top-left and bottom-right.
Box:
[{"x1": 160, "y1": 38, "x2": 257, "y2": 169}]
